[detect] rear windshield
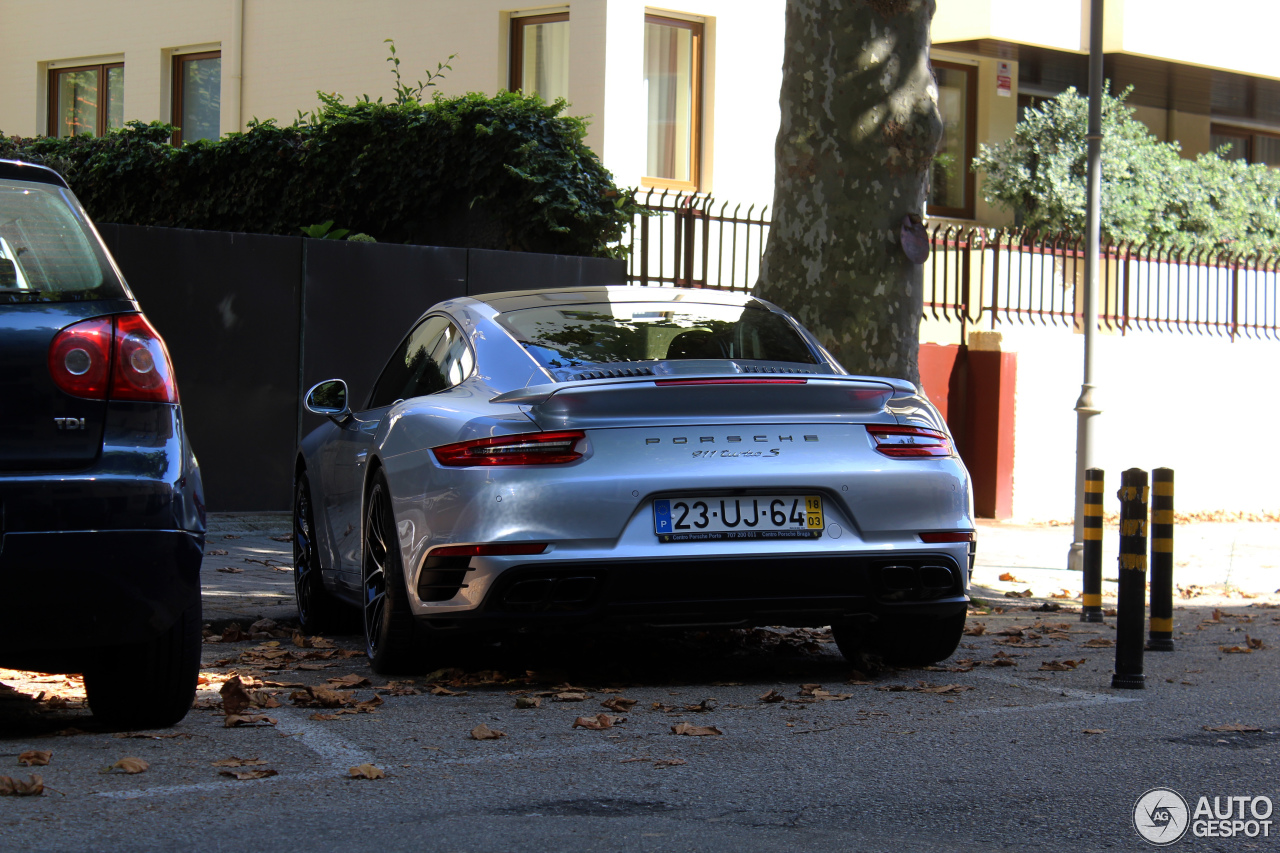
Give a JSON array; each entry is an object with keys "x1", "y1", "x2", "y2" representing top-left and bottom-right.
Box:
[
  {"x1": 497, "y1": 300, "x2": 819, "y2": 369},
  {"x1": 0, "y1": 181, "x2": 123, "y2": 304}
]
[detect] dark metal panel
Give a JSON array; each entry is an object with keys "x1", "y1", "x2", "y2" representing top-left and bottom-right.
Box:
[
  {"x1": 301, "y1": 240, "x2": 467, "y2": 429},
  {"x1": 104, "y1": 225, "x2": 303, "y2": 512},
  {"x1": 465, "y1": 248, "x2": 626, "y2": 296}
]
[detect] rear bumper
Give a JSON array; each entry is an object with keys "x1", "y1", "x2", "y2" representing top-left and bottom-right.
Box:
[
  {"x1": 0, "y1": 529, "x2": 203, "y2": 672},
  {"x1": 410, "y1": 551, "x2": 969, "y2": 634}
]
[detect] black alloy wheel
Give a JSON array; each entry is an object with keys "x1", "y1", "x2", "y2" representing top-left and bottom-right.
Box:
[
  {"x1": 362, "y1": 471, "x2": 420, "y2": 673},
  {"x1": 294, "y1": 471, "x2": 343, "y2": 633}
]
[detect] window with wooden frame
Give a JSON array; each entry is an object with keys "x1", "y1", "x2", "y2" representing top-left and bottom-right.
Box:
[
  {"x1": 510, "y1": 12, "x2": 570, "y2": 103},
  {"x1": 928, "y1": 60, "x2": 977, "y2": 220},
  {"x1": 48, "y1": 63, "x2": 124, "y2": 138},
  {"x1": 172, "y1": 51, "x2": 221, "y2": 145},
  {"x1": 643, "y1": 14, "x2": 703, "y2": 191}
]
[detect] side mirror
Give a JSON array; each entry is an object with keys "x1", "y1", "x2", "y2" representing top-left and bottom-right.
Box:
[{"x1": 304, "y1": 379, "x2": 351, "y2": 423}]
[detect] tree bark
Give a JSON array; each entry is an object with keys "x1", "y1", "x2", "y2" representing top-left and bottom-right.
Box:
[{"x1": 756, "y1": 0, "x2": 940, "y2": 385}]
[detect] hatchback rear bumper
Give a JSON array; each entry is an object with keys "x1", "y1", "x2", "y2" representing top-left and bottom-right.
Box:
[{"x1": 0, "y1": 529, "x2": 202, "y2": 672}]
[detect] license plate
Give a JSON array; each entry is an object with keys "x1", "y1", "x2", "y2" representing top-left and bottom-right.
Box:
[{"x1": 652, "y1": 495, "x2": 824, "y2": 543}]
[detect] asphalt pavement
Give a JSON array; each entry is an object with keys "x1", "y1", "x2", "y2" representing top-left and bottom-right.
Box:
[
  {"x1": 200, "y1": 514, "x2": 1280, "y2": 626},
  {"x1": 2, "y1": 515, "x2": 1277, "y2": 852}
]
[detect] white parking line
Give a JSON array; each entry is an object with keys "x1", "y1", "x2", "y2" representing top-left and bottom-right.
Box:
[
  {"x1": 96, "y1": 708, "x2": 377, "y2": 800},
  {"x1": 271, "y1": 706, "x2": 378, "y2": 769},
  {"x1": 963, "y1": 672, "x2": 1144, "y2": 714}
]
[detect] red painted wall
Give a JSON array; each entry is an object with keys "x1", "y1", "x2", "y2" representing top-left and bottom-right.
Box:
[{"x1": 917, "y1": 343, "x2": 1017, "y2": 519}]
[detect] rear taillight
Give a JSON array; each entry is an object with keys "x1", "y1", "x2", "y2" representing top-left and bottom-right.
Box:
[
  {"x1": 48, "y1": 313, "x2": 179, "y2": 404},
  {"x1": 430, "y1": 543, "x2": 549, "y2": 557},
  {"x1": 48, "y1": 317, "x2": 113, "y2": 399},
  {"x1": 111, "y1": 314, "x2": 178, "y2": 403},
  {"x1": 432, "y1": 430, "x2": 585, "y2": 466},
  {"x1": 867, "y1": 424, "x2": 953, "y2": 458}
]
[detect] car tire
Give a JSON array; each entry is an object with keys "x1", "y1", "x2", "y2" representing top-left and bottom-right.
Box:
[
  {"x1": 833, "y1": 611, "x2": 967, "y2": 667},
  {"x1": 84, "y1": 595, "x2": 201, "y2": 730},
  {"x1": 362, "y1": 470, "x2": 423, "y2": 674},
  {"x1": 294, "y1": 470, "x2": 346, "y2": 634}
]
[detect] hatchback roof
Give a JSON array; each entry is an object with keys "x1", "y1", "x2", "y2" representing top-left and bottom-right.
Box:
[{"x1": 0, "y1": 159, "x2": 70, "y2": 189}]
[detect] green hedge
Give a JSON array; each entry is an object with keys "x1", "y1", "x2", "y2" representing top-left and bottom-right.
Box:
[{"x1": 1, "y1": 92, "x2": 636, "y2": 258}]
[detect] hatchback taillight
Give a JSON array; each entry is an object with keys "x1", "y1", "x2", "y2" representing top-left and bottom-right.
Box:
[
  {"x1": 48, "y1": 313, "x2": 179, "y2": 403},
  {"x1": 47, "y1": 317, "x2": 113, "y2": 399},
  {"x1": 866, "y1": 424, "x2": 953, "y2": 458},
  {"x1": 432, "y1": 431, "x2": 585, "y2": 466}
]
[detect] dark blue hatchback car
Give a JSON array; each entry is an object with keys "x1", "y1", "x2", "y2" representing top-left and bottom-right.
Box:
[{"x1": 0, "y1": 159, "x2": 205, "y2": 728}]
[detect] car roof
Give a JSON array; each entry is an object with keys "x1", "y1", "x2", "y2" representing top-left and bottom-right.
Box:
[
  {"x1": 0, "y1": 159, "x2": 70, "y2": 189},
  {"x1": 473, "y1": 285, "x2": 776, "y2": 314}
]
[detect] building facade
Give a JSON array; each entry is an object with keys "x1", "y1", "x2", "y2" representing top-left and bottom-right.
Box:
[{"x1": 1, "y1": 0, "x2": 1276, "y2": 222}]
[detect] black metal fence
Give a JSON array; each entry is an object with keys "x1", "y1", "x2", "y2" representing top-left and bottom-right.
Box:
[
  {"x1": 99, "y1": 224, "x2": 625, "y2": 511},
  {"x1": 624, "y1": 193, "x2": 1280, "y2": 343}
]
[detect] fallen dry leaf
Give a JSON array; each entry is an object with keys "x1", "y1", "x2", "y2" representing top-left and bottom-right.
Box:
[
  {"x1": 998, "y1": 572, "x2": 1022, "y2": 583},
  {"x1": 0, "y1": 775, "x2": 43, "y2": 796},
  {"x1": 17, "y1": 751, "x2": 51, "y2": 767},
  {"x1": 211, "y1": 757, "x2": 267, "y2": 768},
  {"x1": 207, "y1": 549, "x2": 229, "y2": 556},
  {"x1": 1083, "y1": 638, "x2": 1115, "y2": 648},
  {"x1": 758, "y1": 689, "x2": 786, "y2": 703},
  {"x1": 430, "y1": 685, "x2": 467, "y2": 697},
  {"x1": 1005, "y1": 589, "x2": 1034, "y2": 599},
  {"x1": 671, "y1": 722, "x2": 722, "y2": 737},
  {"x1": 1246, "y1": 635, "x2": 1266, "y2": 651},
  {"x1": 216, "y1": 567, "x2": 244, "y2": 574},
  {"x1": 327, "y1": 674, "x2": 372, "y2": 688},
  {"x1": 552, "y1": 691, "x2": 590, "y2": 702},
  {"x1": 1038, "y1": 659, "x2": 1085, "y2": 671},
  {"x1": 1083, "y1": 729, "x2": 1108, "y2": 735},
  {"x1": 469, "y1": 724, "x2": 505, "y2": 740},
  {"x1": 110, "y1": 757, "x2": 149, "y2": 774},
  {"x1": 219, "y1": 768, "x2": 278, "y2": 781},
  {"x1": 220, "y1": 676, "x2": 253, "y2": 715},
  {"x1": 270, "y1": 534, "x2": 293, "y2": 542},
  {"x1": 515, "y1": 696, "x2": 542, "y2": 709},
  {"x1": 963, "y1": 622, "x2": 986, "y2": 636},
  {"x1": 1220, "y1": 645, "x2": 1253, "y2": 654},
  {"x1": 348, "y1": 763, "x2": 385, "y2": 779},
  {"x1": 1203, "y1": 723, "x2": 1263, "y2": 733},
  {"x1": 573, "y1": 714, "x2": 623, "y2": 730},
  {"x1": 654, "y1": 758, "x2": 687, "y2": 768},
  {"x1": 601, "y1": 696, "x2": 638, "y2": 712},
  {"x1": 291, "y1": 685, "x2": 355, "y2": 708},
  {"x1": 224, "y1": 714, "x2": 277, "y2": 728}
]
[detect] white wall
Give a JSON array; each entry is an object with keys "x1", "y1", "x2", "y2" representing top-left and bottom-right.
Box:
[{"x1": 936, "y1": 323, "x2": 1280, "y2": 521}]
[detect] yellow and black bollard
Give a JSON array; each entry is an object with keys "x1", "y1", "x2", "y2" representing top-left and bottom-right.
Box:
[
  {"x1": 1148, "y1": 468, "x2": 1175, "y2": 651},
  {"x1": 1081, "y1": 468, "x2": 1105, "y2": 623},
  {"x1": 1112, "y1": 468, "x2": 1148, "y2": 690}
]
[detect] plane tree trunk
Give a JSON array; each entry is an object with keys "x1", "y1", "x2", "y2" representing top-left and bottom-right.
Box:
[{"x1": 757, "y1": 0, "x2": 941, "y2": 385}]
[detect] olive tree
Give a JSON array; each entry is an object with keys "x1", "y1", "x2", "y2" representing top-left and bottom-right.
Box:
[{"x1": 756, "y1": 0, "x2": 941, "y2": 384}]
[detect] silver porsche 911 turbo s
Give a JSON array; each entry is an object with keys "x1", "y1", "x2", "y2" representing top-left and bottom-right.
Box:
[{"x1": 294, "y1": 286, "x2": 974, "y2": 673}]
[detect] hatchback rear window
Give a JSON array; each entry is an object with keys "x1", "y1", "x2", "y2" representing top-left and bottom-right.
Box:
[
  {"x1": 498, "y1": 300, "x2": 818, "y2": 369},
  {"x1": 0, "y1": 181, "x2": 123, "y2": 304}
]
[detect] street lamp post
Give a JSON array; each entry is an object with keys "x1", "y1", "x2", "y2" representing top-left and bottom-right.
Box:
[{"x1": 1069, "y1": 0, "x2": 1105, "y2": 573}]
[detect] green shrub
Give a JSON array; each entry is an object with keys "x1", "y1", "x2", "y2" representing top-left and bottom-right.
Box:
[
  {"x1": 1, "y1": 91, "x2": 636, "y2": 258},
  {"x1": 972, "y1": 86, "x2": 1280, "y2": 254}
]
